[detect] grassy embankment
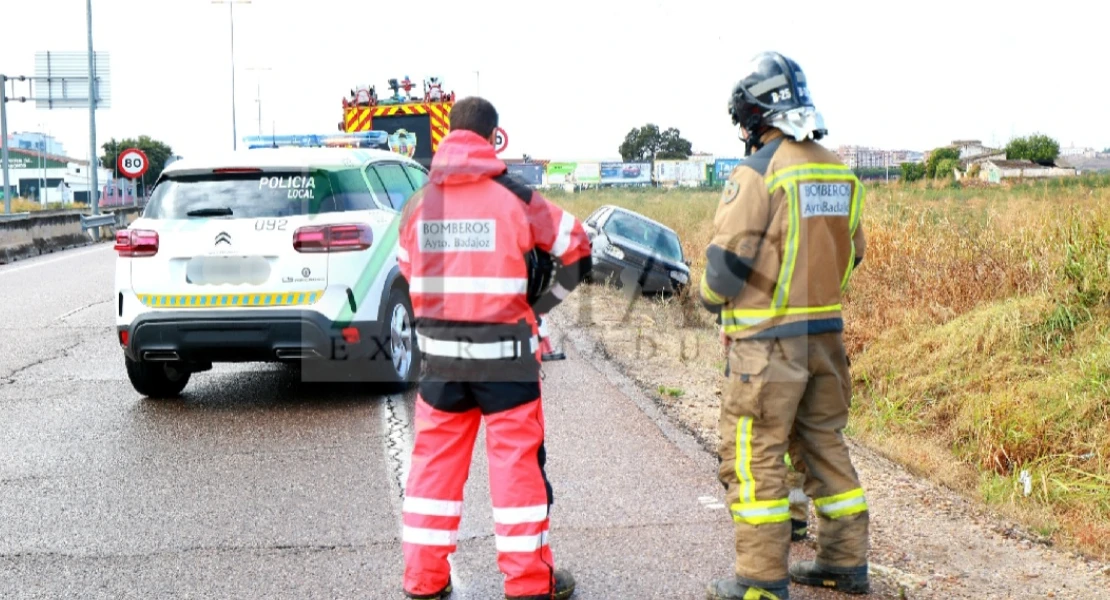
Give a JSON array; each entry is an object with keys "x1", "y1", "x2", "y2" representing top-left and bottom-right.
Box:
[
  {"x1": 2, "y1": 198, "x2": 87, "y2": 212},
  {"x1": 545, "y1": 174, "x2": 1110, "y2": 559}
]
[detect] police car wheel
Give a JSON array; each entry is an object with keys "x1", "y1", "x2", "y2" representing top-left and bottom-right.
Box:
[
  {"x1": 125, "y1": 356, "x2": 190, "y2": 399},
  {"x1": 378, "y1": 288, "x2": 420, "y2": 389}
]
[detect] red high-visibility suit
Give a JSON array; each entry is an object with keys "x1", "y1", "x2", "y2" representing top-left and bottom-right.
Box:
[{"x1": 397, "y1": 129, "x2": 592, "y2": 598}]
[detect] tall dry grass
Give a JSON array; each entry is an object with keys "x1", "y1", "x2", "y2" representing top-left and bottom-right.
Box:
[{"x1": 547, "y1": 174, "x2": 1110, "y2": 558}]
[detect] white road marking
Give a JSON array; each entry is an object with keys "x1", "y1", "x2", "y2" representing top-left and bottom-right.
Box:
[
  {"x1": 0, "y1": 244, "x2": 112, "y2": 277},
  {"x1": 698, "y1": 496, "x2": 726, "y2": 510}
]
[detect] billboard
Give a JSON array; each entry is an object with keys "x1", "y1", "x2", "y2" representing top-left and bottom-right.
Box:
[
  {"x1": 600, "y1": 162, "x2": 652, "y2": 185},
  {"x1": 507, "y1": 163, "x2": 544, "y2": 186},
  {"x1": 546, "y1": 162, "x2": 577, "y2": 184},
  {"x1": 714, "y1": 158, "x2": 742, "y2": 183},
  {"x1": 654, "y1": 160, "x2": 706, "y2": 184},
  {"x1": 574, "y1": 162, "x2": 601, "y2": 184}
]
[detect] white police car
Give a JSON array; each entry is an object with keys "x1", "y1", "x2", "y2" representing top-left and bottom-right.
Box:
[{"x1": 113, "y1": 139, "x2": 426, "y2": 398}]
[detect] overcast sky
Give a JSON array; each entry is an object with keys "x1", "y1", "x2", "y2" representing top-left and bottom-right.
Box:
[{"x1": 1, "y1": 0, "x2": 1106, "y2": 162}]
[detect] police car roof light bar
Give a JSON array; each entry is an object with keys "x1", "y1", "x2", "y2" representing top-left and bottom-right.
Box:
[{"x1": 242, "y1": 131, "x2": 389, "y2": 149}]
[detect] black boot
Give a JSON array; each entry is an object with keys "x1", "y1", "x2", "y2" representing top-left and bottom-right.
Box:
[
  {"x1": 705, "y1": 576, "x2": 789, "y2": 600},
  {"x1": 789, "y1": 561, "x2": 869, "y2": 594},
  {"x1": 404, "y1": 578, "x2": 452, "y2": 599},
  {"x1": 790, "y1": 519, "x2": 807, "y2": 542},
  {"x1": 505, "y1": 569, "x2": 575, "y2": 600}
]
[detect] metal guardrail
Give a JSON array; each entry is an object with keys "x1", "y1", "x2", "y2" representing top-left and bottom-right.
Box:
[
  {"x1": 0, "y1": 212, "x2": 31, "y2": 222},
  {"x1": 80, "y1": 213, "x2": 118, "y2": 230}
]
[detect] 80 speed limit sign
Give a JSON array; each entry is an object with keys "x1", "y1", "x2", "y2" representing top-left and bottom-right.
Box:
[
  {"x1": 117, "y1": 148, "x2": 150, "y2": 179},
  {"x1": 493, "y1": 127, "x2": 508, "y2": 154}
]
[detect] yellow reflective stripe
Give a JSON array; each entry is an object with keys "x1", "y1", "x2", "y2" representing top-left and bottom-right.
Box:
[
  {"x1": 137, "y1": 291, "x2": 324, "y2": 308},
  {"x1": 765, "y1": 162, "x2": 852, "y2": 192},
  {"x1": 700, "y1": 275, "x2": 726, "y2": 305},
  {"x1": 814, "y1": 487, "x2": 868, "y2": 519},
  {"x1": 784, "y1": 453, "x2": 793, "y2": 469},
  {"x1": 730, "y1": 498, "x2": 791, "y2": 525},
  {"x1": 720, "y1": 304, "x2": 843, "y2": 333},
  {"x1": 841, "y1": 242, "x2": 855, "y2": 292},
  {"x1": 841, "y1": 179, "x2": 864, "y2": 291},
  {"x1": 745, "y1": 587, "x2": 783, "y2": 600},
  {"x1": 736, "y1": 416, "x2": 755, "y2": 504},
  {"x1": 772, "y1": 184, "x2": 800, "y2": 309}
]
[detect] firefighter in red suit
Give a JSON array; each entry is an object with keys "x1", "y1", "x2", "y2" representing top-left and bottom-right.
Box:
[{"x1": 397, "y1": 96, "x2": 592, "y2": 600}]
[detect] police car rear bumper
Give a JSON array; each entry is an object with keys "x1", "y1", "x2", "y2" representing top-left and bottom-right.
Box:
[{"x1": 120, "y1": 309, "x2": 382, "y2": 364}]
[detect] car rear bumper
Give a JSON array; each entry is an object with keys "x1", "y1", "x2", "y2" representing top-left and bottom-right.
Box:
[
  {"x1": 591, "y1": 256, "x2": 685, "y2": 293},
  {"x1": 119, "y1": 309, "x2": 383, "y2": 364}
]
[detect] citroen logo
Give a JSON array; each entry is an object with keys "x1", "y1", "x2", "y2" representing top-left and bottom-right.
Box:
[{"x1": 214, "y1": 232, "x2": 232, "y2": 245}]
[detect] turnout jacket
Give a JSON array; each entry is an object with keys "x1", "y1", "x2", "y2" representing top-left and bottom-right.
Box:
[
  {"x1": 700, "y1": 129, "x2": 866, "y2": 340},
  {"x1": 398, "y1": 130, "x2": 592, "y2": 372}
]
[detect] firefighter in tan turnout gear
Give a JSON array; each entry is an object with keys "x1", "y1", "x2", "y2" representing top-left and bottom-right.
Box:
[{"x1": 701, "y1": 52, "x2": 870, "y2": 600}]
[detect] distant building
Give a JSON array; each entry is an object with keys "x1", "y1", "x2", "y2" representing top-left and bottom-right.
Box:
[
  {"x1": 1058, "y1": 145, "x2": 1097, "y2": 158},
  {"x1": 836, "y1": 146, "x2": 922, "y2": 169},
  {"x1": 6, "y1": 131, "x2": 67, "y2": 156},
  {"x1": 978, "y1": 159, "x2": 1076, "y2": 183},
  {"x1": 1, "y1": 147, "x2": 111, "y2": 204}
]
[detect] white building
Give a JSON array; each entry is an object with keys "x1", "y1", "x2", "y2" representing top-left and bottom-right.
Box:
[{"x1": 2, "y1": 148, "x2": 111, "y2": 204}]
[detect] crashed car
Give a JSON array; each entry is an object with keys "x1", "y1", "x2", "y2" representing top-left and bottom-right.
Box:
[{"x1": 582, "y1": 205, "x2": 690, "y2": 294}]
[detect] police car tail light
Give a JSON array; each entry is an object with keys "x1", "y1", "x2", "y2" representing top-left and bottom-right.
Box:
[
  {"x1": 293, "y1": 223, "x2": 373, "y2": 253},
  {"x1": 114, "y1": 229, "x2": 159, "y2": 257}
]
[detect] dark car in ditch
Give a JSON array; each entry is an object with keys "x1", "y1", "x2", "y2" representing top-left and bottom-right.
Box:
[{"x1": 582, "y1": 205, "x2": 690, "y2": 294}]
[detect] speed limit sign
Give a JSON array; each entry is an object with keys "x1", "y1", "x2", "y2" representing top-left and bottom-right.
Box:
[
  {"x1": 493, "y1": 127, "x2": 508, "y2": 154},
  {"x1": 118, "y1": 148, "x2": 150, "y2": 179}
]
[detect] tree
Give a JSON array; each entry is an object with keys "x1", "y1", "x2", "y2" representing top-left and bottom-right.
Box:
[
  {"x1": 618, "y1": 124, "x2": 693, "y2": 162},
  {"x1": 100, "y1": 135, "x2": 174, "y2": 194},
  {"x1": 900, "y1": 162, "x2": 926, "y2": 182},
  {"x1": 935, "y1": 158, "x2": 960, "y2": 179},
  {"x1": 925, "y1": 147, "x2": 960, "y2": 179},
  {"x1": 1005, "y1": 133, "x2": 1060, "y2": 165}
]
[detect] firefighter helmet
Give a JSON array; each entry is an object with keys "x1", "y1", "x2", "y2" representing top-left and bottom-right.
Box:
[{"x1": 728, "y1": 52, "x2": 827, "y2": 154}]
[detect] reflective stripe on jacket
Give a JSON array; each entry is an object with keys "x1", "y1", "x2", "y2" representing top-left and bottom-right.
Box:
[
  {"x1": 699, "y1": 129, "x2": 866, "y2": 340},
  {"x1": 398, "y1": 129, "x2": 592, "y2": 365}
]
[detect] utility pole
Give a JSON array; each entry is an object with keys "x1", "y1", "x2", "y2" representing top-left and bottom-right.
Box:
[
  {"x1": 212, "y1": 1, "x2": 251, "y2": 150},
  {"x1": 247, "y1": 67, "x2": 270, "y2": 136},
  {"x1": 86, "y1": 0, "x2": 100, "y2": 219},
  {"x1": 474, "y1": 70, "x2": 480, "y2": 96},
  {"x1": 0, "y1": 76, "x2": 9, "y2": 214}
]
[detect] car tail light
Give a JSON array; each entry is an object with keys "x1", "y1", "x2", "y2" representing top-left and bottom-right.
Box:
[
  {"x1": 119, "y1": 330, "x2": 129, "y2": 348},
  {"x1": 114, "y1": 229, "x2": 159, "y2": 257},
  {"x1": 293, "y1": 224, "x2": 373, "y2": 253}
]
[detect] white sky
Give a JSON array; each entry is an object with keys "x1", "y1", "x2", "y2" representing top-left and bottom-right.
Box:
[{"x1": 1, "y1": 0, "x2": 1106, "y2": 162}]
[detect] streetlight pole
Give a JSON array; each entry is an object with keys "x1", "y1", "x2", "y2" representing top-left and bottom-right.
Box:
[
  {"x1": 212, "y1": 0, "x2": 250, "y2": 150},
  {"x1": 474, "y1": 70, "x2": 480, "y2": 96},
  {"x1": 87, "y1": 0, "x2": 99, "y2": 218},
  {"x1": 247, "y1": 67, "x2": 270, "y2": 136}
]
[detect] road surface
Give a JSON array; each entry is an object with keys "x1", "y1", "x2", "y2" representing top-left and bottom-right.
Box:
[{"x1": 0, "y1": 243, "x2": 897, "y2": 599}]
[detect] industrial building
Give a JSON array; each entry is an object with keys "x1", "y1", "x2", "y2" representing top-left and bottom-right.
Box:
[{"x1": 1, "y1": 146, "x2": 112, "y2": 204}]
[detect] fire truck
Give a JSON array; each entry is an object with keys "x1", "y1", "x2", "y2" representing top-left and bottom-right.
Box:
[{"x1": 339, "y1": 76, "x2": 455, "y2": 168}]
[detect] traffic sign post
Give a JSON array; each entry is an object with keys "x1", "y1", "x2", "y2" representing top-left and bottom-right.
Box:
[
  {"x1": 494, "y1": 127, "x2": 508, "y2": 154},
  {"x1": 117, "y1": 148, "x2": 149, "y2": 207}
]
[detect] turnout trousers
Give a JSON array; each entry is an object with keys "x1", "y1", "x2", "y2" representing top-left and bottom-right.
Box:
[
  {"x1": 402, "y1": 371, "x2": 557, "y2": 598},
  {"x1": 718, "y1": 331, "x2": 870, "y2": 585}
]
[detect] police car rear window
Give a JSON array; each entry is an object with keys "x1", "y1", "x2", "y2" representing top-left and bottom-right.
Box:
[{"x1": 142, "y1": 169, "x2": 370, "y2": 219}]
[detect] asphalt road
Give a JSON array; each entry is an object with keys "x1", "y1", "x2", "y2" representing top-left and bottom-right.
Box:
[{"x1": 0, "y1": 243, "x2": 875, "y2": 599}]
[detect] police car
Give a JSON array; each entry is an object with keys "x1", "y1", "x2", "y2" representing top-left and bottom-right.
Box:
[{"x1": 114, "y1": 133, "x2": 426, "y2": 398}]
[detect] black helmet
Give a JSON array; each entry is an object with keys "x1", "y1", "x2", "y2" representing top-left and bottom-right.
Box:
[{"x1": 728, "y1": 52, "x2": 826, "y2": 154}]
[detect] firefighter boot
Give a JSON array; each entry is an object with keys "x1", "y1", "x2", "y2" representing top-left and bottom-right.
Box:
[
  {"x1": 706, "y1": 577, "x2": 789, "y2": 600},
  {"x1": 504, "y1": 569, "x2": 575, "y2": 600},
  {"x1": 789, "y1": 562, "x2": 869, "y2": 595},
  {"x1": 404, "y1": 578, "x2": 452, "y2": 599}
]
